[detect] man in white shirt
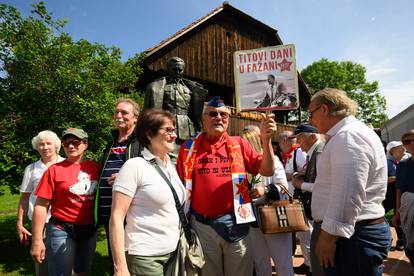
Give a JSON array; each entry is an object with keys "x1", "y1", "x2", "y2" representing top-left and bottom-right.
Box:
[{"x1": 309, "y1": 88, "x2": 391, "y2": 276}]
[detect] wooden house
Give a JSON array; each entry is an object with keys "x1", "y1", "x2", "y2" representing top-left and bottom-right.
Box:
[{"x1": 139, "y1": 2, "x2": 310, "y2": 133}]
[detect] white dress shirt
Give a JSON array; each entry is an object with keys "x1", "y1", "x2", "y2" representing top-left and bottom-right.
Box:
[{"x1": 311, "y1": 116, "x2": 387, "y2": 238}]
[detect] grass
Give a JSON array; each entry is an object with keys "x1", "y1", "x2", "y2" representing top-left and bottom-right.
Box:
[{"x1": 0, "y1": 187, "x2": 111, "y2": 275}]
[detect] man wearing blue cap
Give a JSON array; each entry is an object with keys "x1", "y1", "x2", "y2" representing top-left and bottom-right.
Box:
[
  {"x1": 290, "y1": 123, "x2": 325, "y2": 276},
  {"x1": 177, "y1": 96, "x2": 277, "y2": 276}
]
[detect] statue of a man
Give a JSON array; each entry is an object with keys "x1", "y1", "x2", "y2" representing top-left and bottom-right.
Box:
[{"x1": 144, "y1": 57, "x2": 207, "y2": 141}]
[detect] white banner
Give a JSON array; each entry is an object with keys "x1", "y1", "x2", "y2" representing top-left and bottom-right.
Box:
[{"x1": 234, "y1": 44, "x2": 299, "y2": 112}]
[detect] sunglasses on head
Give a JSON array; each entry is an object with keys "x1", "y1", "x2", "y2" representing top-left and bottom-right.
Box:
[
  {"x1": 208, "y1": 111, "x2": 229, "y2": 119},
  {"x1": 62, "y1": 139, "x2": 84, "y2": 147},
  {"x1": 402, "y1": 139, "x2": 414, "y2": 145}
]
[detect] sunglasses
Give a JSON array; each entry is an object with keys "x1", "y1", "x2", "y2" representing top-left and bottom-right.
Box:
[
  {"x1": 208, "y1": 111, "x2": 229, "y2": 119},
  {"x1": 62, "y1": 139, "x2": 83, "y2": 148},
  {"x1": 402, "y1": 139, "x2": 414, "y2": 145},
  {"x1": 160, "y1": 127, "x2": 176, "y2": 136}
]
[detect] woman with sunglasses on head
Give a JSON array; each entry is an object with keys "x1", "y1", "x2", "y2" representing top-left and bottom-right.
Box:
[
  {"x1": 17, "y1": 130, "x2": 64, "y2": 276},
  {"x1": 110, "y1": 109, "x2": 187, "y2": 276},
  {"x1": 31, "y1": 128, "x2": 101, "y2": 276}
]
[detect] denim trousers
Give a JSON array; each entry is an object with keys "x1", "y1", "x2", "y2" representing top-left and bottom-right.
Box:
[
  {"x1": 323, "y1": 221, "x2": 391, "y2": 276},
  {"x1": 46, "y1": 223, "x2": 97, "y2": 276}
]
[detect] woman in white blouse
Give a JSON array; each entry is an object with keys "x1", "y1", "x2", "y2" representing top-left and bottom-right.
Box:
[
  {"x1": 110, "y1": 109, "x2": 187, "y2": 276},
  {"x1": 16, "y1": 130, "x2": 64, "y2": 276}
]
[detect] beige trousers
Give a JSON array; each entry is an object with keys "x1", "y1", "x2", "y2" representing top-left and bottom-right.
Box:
[{"x1": 190, "y1": 216, "x2": 253, "y2": 276}]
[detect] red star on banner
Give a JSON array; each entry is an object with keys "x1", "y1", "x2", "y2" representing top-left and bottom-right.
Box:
[
  {"x1": 235, "y1": 181, "x2": 250, "y2": 201},
  {"x1": 278, "y1": 58, "x2": 293, "y2": 72}
]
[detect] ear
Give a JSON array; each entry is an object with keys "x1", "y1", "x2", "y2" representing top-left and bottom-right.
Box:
[
  {"x1": 145, "y1": 130, "x2": 152, "y2": 142},
  {"x1": 321, "y1": 104, "x2": 329, "y2": 114}
]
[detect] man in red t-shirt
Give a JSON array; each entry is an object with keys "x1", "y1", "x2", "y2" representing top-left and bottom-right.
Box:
[{"x1": 177, "y1": 97, "x2": 276, "y2": 276}]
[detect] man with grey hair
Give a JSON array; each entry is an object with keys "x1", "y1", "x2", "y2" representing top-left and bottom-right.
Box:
[
  {"x1": 290, "y1": 124, "x2": 325, "y2": 276},
  {"x1": 95, "y1": 98, "x2": 141, "y2": 274},
  {"x1": 309, "y1": 88, "x2": 391, "y2": 276},
  {"x1": 177, "y1": 96, "x2": 277, "y2": 276}
]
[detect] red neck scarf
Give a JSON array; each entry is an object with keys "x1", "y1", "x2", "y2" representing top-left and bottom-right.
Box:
[{"x1": 282, "y1": 144, "x2": 300, "y2": 167}]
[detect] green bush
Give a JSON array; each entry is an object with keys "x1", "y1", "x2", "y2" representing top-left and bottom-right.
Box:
[{"x1": 0, "y1": 2, "x2": 144, "y2": 193}]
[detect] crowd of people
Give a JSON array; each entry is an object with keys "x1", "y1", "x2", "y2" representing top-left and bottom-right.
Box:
[{"x1": 16, "y1": 89, "x2": 414, "y2": 276}]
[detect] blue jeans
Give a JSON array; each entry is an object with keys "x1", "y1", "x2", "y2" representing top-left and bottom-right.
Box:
[
  {"x1": 323, "y1": 221, "x2": 391, "y2": 276},
  {"x1": 46, "y1": 223, "x2": 97, "y2": 276}
]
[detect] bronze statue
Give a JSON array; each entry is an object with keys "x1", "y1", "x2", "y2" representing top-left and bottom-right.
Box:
[{"x1": 144, "y1": 57, "x2": 208, "y2": 141}]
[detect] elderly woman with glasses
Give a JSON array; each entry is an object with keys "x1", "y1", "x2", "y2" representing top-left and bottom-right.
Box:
[
  {"x1": 110, "y1": 109, "x2": 187, "y2": 276},
  {"x1": 17, "y1": 130, "x2": 65, "y2": 276},
  {"x1": 31, "y1": 128, "x2": 101, "y2": 276}
]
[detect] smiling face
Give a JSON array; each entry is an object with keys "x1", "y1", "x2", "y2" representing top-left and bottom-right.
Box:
[
  {"x1": 113, "y1": 102, "x2": 137, "y2": 132},
  {"x1": 37, "y1": 137, "x2": 58, "y2": 160},
  {"x1": 147, "y1": 118, "x2": 177, "y2": 157},
  {"x1": 202, "y1": 106, "x2": 230, "y2": 139}
]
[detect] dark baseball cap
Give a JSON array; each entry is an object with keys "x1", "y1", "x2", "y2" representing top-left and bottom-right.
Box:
[
  {"x1": 289, "y1": 124, "x2": 318, "y2": 138},
  {"x1": 62, "y1": 128, "x2": 88, "y2": 139}
]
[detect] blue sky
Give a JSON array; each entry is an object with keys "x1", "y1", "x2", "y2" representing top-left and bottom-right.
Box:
[{"x1": 5, "y1": 0, "x2": 414, "y2": 119}]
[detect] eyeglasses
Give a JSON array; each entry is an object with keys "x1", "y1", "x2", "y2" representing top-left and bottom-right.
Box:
[
  {"x1": 309, "y1": 105, "x2": 322, "y2": 119},
  {"x1": 160, "y1": 127, "x2": 176, "y2": 135},
  {"x1": 62, "y1": 139, "x2": 83, "y2": 148},
  {"x1": 402, "y1": 139, "x2": 414, "y2": 145},
  {"x1": 208, "y1": 111, "x2": 229, "y2": 119}
]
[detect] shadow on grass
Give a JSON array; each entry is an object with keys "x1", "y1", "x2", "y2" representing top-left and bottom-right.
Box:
[
  {"x1": 92, "y1": 226, "x2": 112, "y2": 275},
  {"x1": 0, "y1": 215, "x2": 35, "y2": 275},
  {"x1": 0, "y1": 216, "x2": 111, "y2": 275}
]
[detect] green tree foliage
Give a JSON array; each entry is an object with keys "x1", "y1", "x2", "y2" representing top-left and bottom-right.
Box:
[
  {"x1": 300, "y1": 58, "x2": 388, "y2": 128},
  {"x1": 0, "y1": 2, "x2": 144, "y2": 193}
]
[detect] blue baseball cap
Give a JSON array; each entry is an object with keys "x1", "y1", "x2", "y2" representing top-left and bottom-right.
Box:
[
  {"x1": 289, "y1": 124, "x2": 318, "y2": 138},
  {"x1": 207, "y1": 96, "x2": 225, "y2": 107}
]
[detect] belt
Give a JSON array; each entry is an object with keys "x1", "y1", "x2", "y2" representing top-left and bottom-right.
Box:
[
  {"x1": 314, "y1": 217, "x2": 385, "y2": 227},
  {"x1": 355, "y1": 217, "x2": 385, "y2": 226},
  {"x1": 191, "y1": 211, "x2": 229, "y2": 225}
]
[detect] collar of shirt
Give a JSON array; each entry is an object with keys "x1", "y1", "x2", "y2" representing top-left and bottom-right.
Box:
[
  {"x1": 141, "y1": 147, "x2": 171, "y2": 168},
  {"x1": 201, "y1": 132, "x2": 229, "y2": 155},
  {"x1": 326, "y1": 115, "x2": 358, "y2": 138},
  {"x1": 306, "y1": 140, "x2": 321, "y2": 160}
]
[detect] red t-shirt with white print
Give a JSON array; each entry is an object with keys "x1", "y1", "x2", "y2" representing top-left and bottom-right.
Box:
[{"x1": 35, "y1": 160, "x2": 101, "y2": 224}]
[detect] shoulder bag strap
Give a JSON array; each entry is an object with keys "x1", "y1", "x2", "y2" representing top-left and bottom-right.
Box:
[
  {"x1": 148, "y1": 159, "x2": 193, "y2": 244},
  {"x1": 293, "y1": 149, "x2": 298, "y2": 172}
]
